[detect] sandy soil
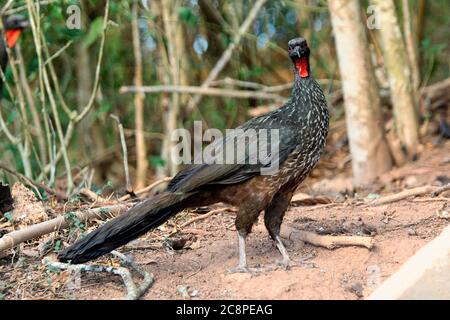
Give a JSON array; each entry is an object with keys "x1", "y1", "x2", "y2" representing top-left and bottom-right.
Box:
[{"x1": 0, "y1": 141, "x2": 449, "y2": 300}]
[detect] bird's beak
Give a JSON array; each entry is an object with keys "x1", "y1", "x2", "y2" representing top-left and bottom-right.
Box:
[
  {"x1": 291, "y1": 46, "x2": 301, "y2": 58},
  {"x1": 5, "y1": 29, "x2": 22, "y2": 48}
]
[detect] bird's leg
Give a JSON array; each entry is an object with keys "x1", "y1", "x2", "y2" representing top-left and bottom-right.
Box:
[
  {"x1": 228, "y1": 232, "x2": 250, "y2": 273},
  {"x1": 273, "y1": 236, "x2": 316, "y2": 269},
  {"x1": 228, "y1": 202, "x2": 266, "y2": 274},
  {"x1": 265, "y1": 191, "x2": 316, "y2": 270},
  {"x1": 274, "y1": 235, "x2": 291, "y2": 266}
]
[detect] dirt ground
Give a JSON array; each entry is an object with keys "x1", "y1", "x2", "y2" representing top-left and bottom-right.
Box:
[{"x1": 0, "y1": 140, "x2": 449, "y2": 300}]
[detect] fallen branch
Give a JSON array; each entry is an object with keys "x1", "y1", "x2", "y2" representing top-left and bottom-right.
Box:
[
  {"x1": 431, "y1": 183, "x2": 450, "y2": 197},
  {"x1": 276, "y1": 224, "x2": 374, "y2": 250},
  {"x1": 412, "y1": 197, "x2": 449, "y2": 203},
  {"x1": 290, "y1": 193, "x2": 333, "y2": 206},
  {"x1": 0, "y1": 178, "x2": 174, "y2": 252},
  {"x1": 420, "y1": 77, "x2": 450, "y2": 110},
  {"x1": 42, "y1": 250, "x2": 154, "y2": 300},
  {"x1": 368, "y1": 185, "x2": 441, "y2": 206},
  {"x1": 79, "y1": 188, "x2": 109, "y2": 204},
  {"x1": 0, "y1": 203, "x2": 130, "y2": 253}
]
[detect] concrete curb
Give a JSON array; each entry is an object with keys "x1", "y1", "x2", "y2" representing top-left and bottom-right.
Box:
[{"x1": 367, "y1": 224, "x2": 450, "y2": 300}]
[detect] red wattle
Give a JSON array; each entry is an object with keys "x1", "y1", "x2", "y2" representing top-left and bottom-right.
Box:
[
  {"x1": 5, "y1": 29, "x2": 22, "y2": 48},
  {"x1": 295, "y1": 57, "x2": 309, "y2": 78}
]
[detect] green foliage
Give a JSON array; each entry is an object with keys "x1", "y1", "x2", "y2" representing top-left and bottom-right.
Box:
[
  {"x1": 46, "y1": 264, "x2": 61, "y2": 274},
  {"x1": 54, "y1": 240, "x2": 62, "y2": 253},
  {"x1": 420, "y1": 37, "x2": 448, "y2": 84},
  {"x1": 83, "y1": 17, "x2": 105, "y2": 47},
  {"x1": 0, "y1": 0, "x2": 448, "y2": 189},
  {"x1": 64, "y1": 211, "x2": 85, "y2": 233},
  {"x1": 177, "y1": 7, "x2": 198, "y2": 27},
  {"x1": 3, "y1": 212, "x2": 13, "y2": 222},
  {"x1": 90, "y1": 180, "x2": 113, "y2": 196},
  {"x1": 6, "y1": 110, "x2": 17, "y2": 126},
  {"x1": 149, "y1": 156, "x2": 166, "y2": 169}
]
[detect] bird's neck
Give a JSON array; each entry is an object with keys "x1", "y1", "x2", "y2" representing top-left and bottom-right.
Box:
[{"x1": 287, "y1": 72, "x2": 326, "y2": 120}]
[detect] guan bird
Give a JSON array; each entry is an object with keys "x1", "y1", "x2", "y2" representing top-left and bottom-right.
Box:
[
  {"x1": 0, "y1": 15, "x2": 29, "y2": 95},
  {"x1": 59, "y1": 37, "x2": 330, "y2": 272}
]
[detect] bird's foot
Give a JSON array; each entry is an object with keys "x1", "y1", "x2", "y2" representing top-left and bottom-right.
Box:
[
  {"x1": 227, "y1": 265, "x2": 252, "y2": 274},
  {"x1": 228, "y1": 264, "x2": 277, "y2": 274},
  {"x1": 275, "y1": 253, "x2": 317, "y2": 270}
]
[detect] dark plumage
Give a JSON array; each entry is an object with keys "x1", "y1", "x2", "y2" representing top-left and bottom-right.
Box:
[
  {"x1": 0, "y1": 15, "x2": 29, "y2": 95},
  {"x1": 59, "y1": 37, "x2": 329, "y2": 271}
]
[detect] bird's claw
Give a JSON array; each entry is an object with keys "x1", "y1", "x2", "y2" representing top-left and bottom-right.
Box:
[
  {"x1": 228, "y1": 266, "x2": 252, "y2": 274},
  {"x1": 275, "y1": 254, "x2": 317, "y2": 270},
  {"x1": 228, "y1": 265, "x2": 277, "y2": 274}
]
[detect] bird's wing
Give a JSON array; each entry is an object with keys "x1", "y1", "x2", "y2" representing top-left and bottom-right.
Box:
[{"x1": 167, "y1": 110, "x2": 298, "y2": 193}]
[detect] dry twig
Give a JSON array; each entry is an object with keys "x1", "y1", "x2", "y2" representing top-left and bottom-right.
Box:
[
  {"x1": 0, "y1": 164, "x2": 68, "y2": 201},
  {"x1": 431, "y1": 183, "x2": 450, "y2": 197},
  {"x1": 118, "y1": 177, "x2": 172, "y2": 201},
  {"x1": 79, "y1": 188, "x2": 108, "y2": 204},
  {"x1": 0, "y1": 203, "x2": 130, "y2": 253},
  {"x1": 368, "y1": 185, "x2": 447, "y2": 206},
  {"x1": 271, "y1": 224, "x2": 374, "y2": 250},
  {"x1": 111, "y1": 114, "x2": 133, "y2": 194},
  {"x1": 42, "y1": 250, "x2": 154, "y2": 300}
]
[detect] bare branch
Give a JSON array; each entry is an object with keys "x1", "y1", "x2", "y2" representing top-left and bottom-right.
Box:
[
  {"x1": 185, "y1": 0, "x2": 267, "y2": 112},
  {"x1": 120, "y1": 85, "x2": 285, "y2": 102}
]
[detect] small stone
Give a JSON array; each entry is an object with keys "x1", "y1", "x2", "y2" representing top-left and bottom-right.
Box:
[
  {"x1": 404, "y1": 176, "x2": 418, "y2": 188},
  {"x1": 177, "y1": 285, "x2": 191, "y2": 299},
  {"x1": 349, "y1": 282, "x2": 364, "y2": 298},
  {"x1": 190, "y1": 289, "x2": 199, "y2": 297},
  {"x1": 437, "y1": 210, "x2": 449, "y2": 219},
  {"x1": 408, "y1": 228, "x2": 417, "y2": 236}
]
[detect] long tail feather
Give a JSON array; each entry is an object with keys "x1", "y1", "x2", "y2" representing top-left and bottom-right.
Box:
[{"x1": 58, "y1": 192, "x2": 190, "y2": 264}]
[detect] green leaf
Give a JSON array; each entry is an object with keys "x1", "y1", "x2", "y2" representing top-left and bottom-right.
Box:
[
  {"x1": 83, "y1": 17, "x2": 104, "y2": 47},
  {"x1": 46, "y1": 265, "x2": 60, "y2": 274},
  {"x1": 54, "y1": 240, "x2": 62, "y2": 253},
  {"x1": 149, "y1": 156, "x2": 166, "y2": 168},
  {"x1": 4, "y1": 212, "x2": 13, "y2": 222},
  {"x1": 6, "y1": 110, "x2": 17, "y2": 126},
  {"x1": 177, "y1": 7, "x2": 198, "y2": 27}
]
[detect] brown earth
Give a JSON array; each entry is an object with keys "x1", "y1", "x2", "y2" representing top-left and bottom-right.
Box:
[{"x1": 0, "y1": 141, "x2": 449, "y2": 300}]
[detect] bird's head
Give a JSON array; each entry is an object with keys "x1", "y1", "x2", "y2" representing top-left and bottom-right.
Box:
[
  {"x1": 3, "y1": 15, "x2": 29, "y2": 48},
  {"x1": 288, "y1": 37, "x2": 310, "y2": 78}
]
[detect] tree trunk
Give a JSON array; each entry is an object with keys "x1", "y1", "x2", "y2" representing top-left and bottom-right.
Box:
[
  {"x1": 401, "y1": 0, "x2": 420, "y2": 100},
  {"x1": 160, "y1": 0, "x2": 185, "y2": 177},
  {"x1": 372, "y1": 0, "x2": 420, "y2": 158},
  {"x1": 132, "y1": 0, "x2": 148, "y2": 189},
  {"x1": 329, "y1": 0, "x2": 392, "y2": 186}
]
